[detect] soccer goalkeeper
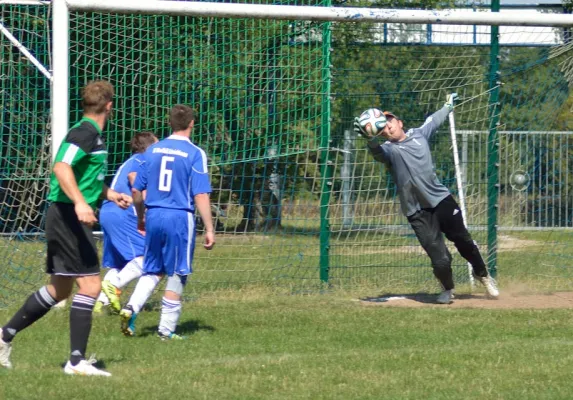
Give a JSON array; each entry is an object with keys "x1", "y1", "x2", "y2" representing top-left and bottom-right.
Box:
[{"x1": 353, "y1": 94, "x2": 499, "y2": 304}]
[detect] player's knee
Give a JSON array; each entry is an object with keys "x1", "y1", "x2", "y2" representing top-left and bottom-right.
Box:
[
  {"x1": 85, "y1": 284, "x2": 102, "y2": 298},
  {"x1": 165, "y1": 274, "x2": 187, "y2": 300},
  {"x1": 429, "y1": 253, "x2": 452, "y2": 271},
  {"x1": 446, "y1": 230, "x2": 473, "y2": 245},
  {"x1": 425, "y1": 243, "x2": 451, "y2": 266},
  {"x1": 76, "y1": 277, "x2": 102, "y2": 298},
  {"x1": 49, "y1": 286, "x2": 72, "y2": 302},
  {"x1": 432, "y1": 260, "x2": 451, "y2": 274}
]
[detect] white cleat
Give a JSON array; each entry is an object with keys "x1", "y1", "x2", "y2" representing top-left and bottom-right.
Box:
[
  {"x1": 64, "y1": 358, "x2": 111, "y2": 377},
  {"x1": 436, "y1": 289, "x2": 454, "y2": 304},
  {"x1": 0, "y1": 328, "x2": 13, "y2": 369},
  {"x1": 476, "y1": 275, "x2": 500, "y2": 298}
]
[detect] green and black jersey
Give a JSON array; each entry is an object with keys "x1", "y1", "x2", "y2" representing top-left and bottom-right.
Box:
[{"x1": 48, "y1": 117, "x2": 108, "y2": 209}]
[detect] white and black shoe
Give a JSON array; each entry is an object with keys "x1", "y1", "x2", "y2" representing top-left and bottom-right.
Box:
[
  {"x1": 63, "y1": 357, "x2": 111, "y2": 377},
  {"x1": 475, "y1": 275, "x2": 499, "y2": 298},
  {"x1": 0, "y1": 328, "x2": 12, "y2": 369}
]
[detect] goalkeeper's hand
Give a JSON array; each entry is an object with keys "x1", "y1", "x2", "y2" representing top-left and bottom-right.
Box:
[
  {"x1": 353, "y1": 117, "x2": 378, "y2": 141},
  {"x1": 445, "y1": 93, "x2": 458, "y2": 111}
]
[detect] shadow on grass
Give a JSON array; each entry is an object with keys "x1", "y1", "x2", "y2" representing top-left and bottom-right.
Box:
[
  {"x1": 359, "y1": 292, "x2": 493, "y2": 305},
  {"x1": 138, "y1": 319, "x2": 216, "y2": 338}
]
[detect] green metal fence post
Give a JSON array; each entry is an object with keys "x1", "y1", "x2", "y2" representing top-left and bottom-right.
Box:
[
  {"x1": 319, "y1": 20, "x2": 333, "y2": 283},
  {"x1": 487, "y1": 0, "x2": 501, "y2": 278}
]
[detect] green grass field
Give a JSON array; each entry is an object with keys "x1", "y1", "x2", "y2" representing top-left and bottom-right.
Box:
[
  {"x1": 1, "y1": 230, "x2": 573, "y2": 399},
  {"x1": 3, "y1": 229, "x2": 573, "y2": 308},
  {"x1": 1, "y1": 289, "x2": 573, "y2": 400}
]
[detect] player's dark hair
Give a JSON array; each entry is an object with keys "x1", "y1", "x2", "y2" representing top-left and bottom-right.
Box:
[
  {"x1": 130, "y1": 131, "x2": 157, "y2": 154},
  {"x1": 81, "y1": 80, "x2": 114, "y2": 114},
  {"x1": 169, "y1": 104, "x2": 196, "y2": 132}
]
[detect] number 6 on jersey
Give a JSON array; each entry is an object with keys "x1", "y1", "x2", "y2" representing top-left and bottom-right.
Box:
[{"x1": 159, "y1": 156, "x2": 174, "y2": 192}]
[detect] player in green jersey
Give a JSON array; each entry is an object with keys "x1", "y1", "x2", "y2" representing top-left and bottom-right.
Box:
[{"x1": 0, "y1": 81, "x2": 130, "y2": 376}]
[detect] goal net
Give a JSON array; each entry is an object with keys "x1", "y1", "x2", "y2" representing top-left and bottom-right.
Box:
[{"x1": 1, "y1": 0, "x2": 573, "y2": 307}]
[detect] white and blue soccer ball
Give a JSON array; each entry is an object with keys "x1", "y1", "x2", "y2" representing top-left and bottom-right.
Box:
[{"x1": 358, "y1": 108, "x2": 387, "y2": 137}]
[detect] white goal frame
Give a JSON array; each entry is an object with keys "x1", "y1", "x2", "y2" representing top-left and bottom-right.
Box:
[{"x1": 51, "y1": 0, "x2": 573, "y2": 160}]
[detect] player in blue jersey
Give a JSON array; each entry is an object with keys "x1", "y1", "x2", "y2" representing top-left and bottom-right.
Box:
[
  {"x1": 119, "y1": 105, "x2": 215, "y2": 339},
  {"x1": 95, "y1": 132, "x2": 158, "y2": 314}
]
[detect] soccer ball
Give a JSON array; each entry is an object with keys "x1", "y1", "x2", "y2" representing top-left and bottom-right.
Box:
[{"x1": 358, "y1": 108, "x2": 387, "y2": 137}]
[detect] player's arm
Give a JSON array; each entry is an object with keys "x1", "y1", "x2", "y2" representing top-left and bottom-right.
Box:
[
  {"x1": 354, "y1": 117, "x2": 391, "y2": 164},
  {"x1": 191, "y1": 149, "x2": 215, "y2": 250},
  {"x1": 366, "y1": 138, "x2": 391, "y2": 164},
  {"x1": 52, "y1": 161, "x2": 96, "y2": 225},
  {"x1": 52, "y1": 129, "x2": 100, "y2": 224},
  {"x1": 131, "y1": 156, "x2": 148, "y2": 233},
  {"x1": 132, "y1": 187, "x2": 146, "y2": 234},
  {"x1": 419, "y1": 94, "x2": 458, "y2": 140},
  {"x1": 195, "y1": 193, "x2": 215, "y2": 250},
  {"x1": 101, "y1": 184, "x2": 132, "y2": 209},
  {"x1": 128, "y1": 172, "x2": 147, "y2": 201}
]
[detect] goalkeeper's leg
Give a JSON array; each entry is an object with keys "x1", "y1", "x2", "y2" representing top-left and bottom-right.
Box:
[
  {"x1": 437, "y1": 196, "x2": 499, "y2": 297},
  {"x1": 408, "y1": 209, "x2": 455, "y2": 302}
]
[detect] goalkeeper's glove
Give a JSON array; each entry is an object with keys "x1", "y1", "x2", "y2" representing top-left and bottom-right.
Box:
[
  {"x1": 445, "y1": 93, "x2": 458, "y2": 111},
  {"x1": 353, "y1": 117, "x2": 381, "y2": 142},
  {"x1": 353, "y1": 117, "x2": 368, "y2": 139}
]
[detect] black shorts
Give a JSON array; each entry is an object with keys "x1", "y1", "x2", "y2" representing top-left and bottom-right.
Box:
[{"x1": 45, "y1": 202, "x2": 100, "y2": 276}]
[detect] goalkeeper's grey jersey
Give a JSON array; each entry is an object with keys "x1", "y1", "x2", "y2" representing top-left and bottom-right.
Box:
[{"x1": 367, "y1": 105, "x2": 451, "y2": 217}]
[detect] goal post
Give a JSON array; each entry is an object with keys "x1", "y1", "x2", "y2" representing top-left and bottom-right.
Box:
[
  {"x1": 62, "y1": 0, "x2": 573, "y2": 26},
  {"x1": 52, "y1": 0, "x2": 69, "y2": 161},
  {"x1": 2, "y1": 0, "x2": 573, "y2": 308},
  {"x1": 448, "y1": 101, "x2": 475, "y2": 287},
  {"x1": 51, "y1": 0, "x2": 573, "y2": 162}
]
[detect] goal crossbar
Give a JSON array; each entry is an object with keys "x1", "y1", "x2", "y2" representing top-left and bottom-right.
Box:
[
  {"x1": 65, "y1": 0, "x2": 573, "y2": 27},
  {"x1": 51, "y1": 0, "x2": 573, "y2": 160}
]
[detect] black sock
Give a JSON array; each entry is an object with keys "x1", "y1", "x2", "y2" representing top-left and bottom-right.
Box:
[
  {"x1": 69, "y1": 294, "x2": 96, "y2": 366},
  {"x1": 2, "y1": 286, "x2": 57, "y2": 343}
]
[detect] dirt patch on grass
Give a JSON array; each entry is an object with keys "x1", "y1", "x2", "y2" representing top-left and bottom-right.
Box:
[
  {"x1": 497, "y1": 234, "x2": 542, "y2": 251},
  {"x1": 359, "y1": 289, "x2": 573, "y2": 309}
]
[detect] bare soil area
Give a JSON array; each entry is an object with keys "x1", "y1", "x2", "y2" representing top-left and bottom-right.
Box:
[{"x1": 359, "y1": 289, "x2": 573, "y2": 309}]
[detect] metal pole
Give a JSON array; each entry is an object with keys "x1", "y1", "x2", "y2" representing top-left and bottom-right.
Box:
[
  {"x1": 67, "y1": 0, "x2": 573, "y2": 27},
  {"x1": 341, "y1": 129, "x2": 354, "y2": 229},
  {"x1": 52, "y1": 0, "x2": 69, "y2": 161},
  {"x1": 449, "y1": 107, "x2": 474, "y2": 286},
  {"x1": 319, "y1": 21, "x2": 333, "y2": 283},
  {"x1": 487, "y1": 0, "x2": 501, "y2": 278},
  {"x1": 0, "y1": 21, "x2": 52, "y2": 81}
]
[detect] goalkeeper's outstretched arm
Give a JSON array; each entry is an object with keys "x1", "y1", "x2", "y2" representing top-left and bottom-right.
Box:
[
  {"x1": 353, "y1": 118, "x2": 390, "y2": 164},
  {"x1": 418, "y1": 93, "x2": 458, "y2": 140},
  {"x1": 366, "y1": 138, "x2": 390, "y2": 164}
]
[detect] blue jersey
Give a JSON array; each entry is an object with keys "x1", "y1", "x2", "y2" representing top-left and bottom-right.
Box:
[
  {"x1": 100, "y1": 154, "x2": 146, "y2": 268},
  {"x1": 133, "y1": 135, "x2": 212, "y2": 213},
  {"x1": 101, "y1": 154, "x2": 143, "y2": 217}
]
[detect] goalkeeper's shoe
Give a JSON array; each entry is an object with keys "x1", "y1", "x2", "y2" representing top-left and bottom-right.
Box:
[
  {"x1": 436, "y1": 289, "x2": 454, "y2": 304},
  {"x1": 475, "y1": 274, "x2": 500, "y2": 298},
  {"x1": 63, "y1": 357, "x2": 111, "y2": 377},
  {"x1": 120, "y1": 306, "x2": 137, "y2": 337},
  {"x1": 0, "y1": 329, "x2": 12, "y2": 369},
  {"x1": 158, "y1": 332, "x2": 186, "y2": 341},
  {"x1": 101, "y1": 280, "x2": 121, "y2": 314}
]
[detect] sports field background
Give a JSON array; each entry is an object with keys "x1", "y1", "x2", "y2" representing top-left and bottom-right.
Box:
[{"x1": 1, "y1": 286, "x2": 573, "y2": 400}]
